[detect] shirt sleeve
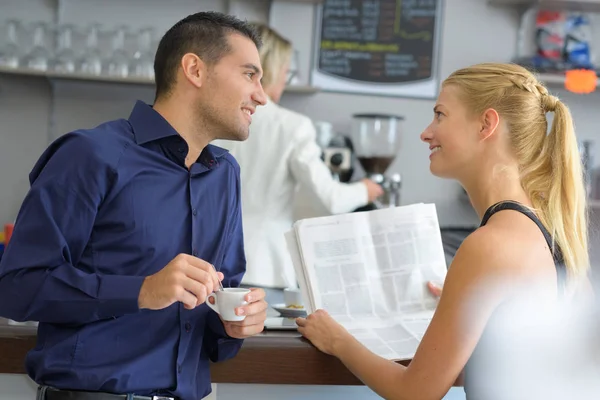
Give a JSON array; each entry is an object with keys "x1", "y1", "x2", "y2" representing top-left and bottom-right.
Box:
[
  {"x1": 203, "y1": 158, "x2": 245, "y2": 362},
  {"x1": 0, "y1": 132, "x2": 144, "y2": 326},
  {"x1": 288, "y1": 118, "x2": 368, "y2": 214}
]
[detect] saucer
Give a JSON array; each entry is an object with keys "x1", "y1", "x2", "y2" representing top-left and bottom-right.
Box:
[
  {"x1": 271, "y1": 303, "x2": 307, "y2": 318},
  {"x1": 264, "y1": 317, "x2": 299, "y2": 331}
]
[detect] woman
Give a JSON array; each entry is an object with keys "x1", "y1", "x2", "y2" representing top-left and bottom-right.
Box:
[
  {"x1": 214, "y1": 23, "x2": 383, "y2": 304},
  {"x1": 297, "y1": 63, "x2": 593, "y2": 399}
]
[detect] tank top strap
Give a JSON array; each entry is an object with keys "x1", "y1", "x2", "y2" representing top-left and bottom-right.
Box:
[{"x1": 479, "y1": 200, "x2": 566, "y2": 294}]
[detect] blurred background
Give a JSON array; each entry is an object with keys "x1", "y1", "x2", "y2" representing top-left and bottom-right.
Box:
[{"x1": 1, "y1": 0, "x2": 599, "y2": 399}]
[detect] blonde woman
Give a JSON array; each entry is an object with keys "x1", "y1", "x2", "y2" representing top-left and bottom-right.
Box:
[
  {"x1": 297, "y1": 63, "x2": 595, "y2": 399},
  {"x1": 214, "y1": 24, "x2": 382, "y2": 303}
]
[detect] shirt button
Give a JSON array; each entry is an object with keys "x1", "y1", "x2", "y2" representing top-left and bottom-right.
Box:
[
  {"x1": 192, "y1": 209, "x2": 197, "y2": 216},
  {"x1": 178, "y1": 147, "x2": 185, "y2": 153},
  {"x1": 192, "y1": 249, "x2": 198, "y2": 256},
  {"x1": 185, "y1": 322, "x2": 192, "y2": 332},
  {"x1": 177, "y1": 364, "x2": 182, "y2": 374}
]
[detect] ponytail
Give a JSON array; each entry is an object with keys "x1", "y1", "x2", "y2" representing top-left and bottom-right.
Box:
[{"x1": 530, "y1": 95, "x2": 589, "y2": 290}]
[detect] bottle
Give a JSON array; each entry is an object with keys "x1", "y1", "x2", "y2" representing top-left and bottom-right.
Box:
[
  {"x1": 0, "y1": 231, "x2": 4, "y2": 262},
  {"x1": 580, "y1": 140, "x2": 594, "y2": 198},
  {"x1": 4, "y1": 223, "x2": 13, "y2": 245}
]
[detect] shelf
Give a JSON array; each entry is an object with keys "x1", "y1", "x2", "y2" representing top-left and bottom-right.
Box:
[
  {"x1": 489, "y1": 0, "x2": 600, "y2": 12},
  {"x1": 285, "y1": 84, "x2": 320, "y2": 94},
  {"x1": 272, "y1": 0, "x2": 323, "y2": 3},
  {"x1": 532, "y1": 72, "x2": 599, "y2": 91},
  {"x1": 0, "y1": 66, "x2": 320, "y2": 94},
  {"x1": 0, "y1": 66, "x2": 155, "y2": 85}
]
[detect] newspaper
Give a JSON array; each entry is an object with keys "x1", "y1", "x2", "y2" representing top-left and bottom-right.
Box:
[{"x1": 285, "y1": 203, "x2": 447, "y2": 361}]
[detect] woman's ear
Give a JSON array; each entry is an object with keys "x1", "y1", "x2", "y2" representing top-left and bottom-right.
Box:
[{"x1": 479, "y1": 108, "x2": 500, "y2": 141}]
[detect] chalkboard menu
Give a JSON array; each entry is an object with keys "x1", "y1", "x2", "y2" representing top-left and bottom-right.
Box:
[{"x1": 311, "y1": 0, "x2": 442, "y2": 98}]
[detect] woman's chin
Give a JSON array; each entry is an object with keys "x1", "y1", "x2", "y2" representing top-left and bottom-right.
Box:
[
  {"x1": 429, "y1": 162, "x2": 443, "y2": 177},
  {"x1": 429, "y1": 163, "x2": 453, "y2": 179}
]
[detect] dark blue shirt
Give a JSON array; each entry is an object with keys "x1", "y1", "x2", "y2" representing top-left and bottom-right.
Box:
[{"x1": 0, "y1": 101, "x2": 246, "y2": 400}]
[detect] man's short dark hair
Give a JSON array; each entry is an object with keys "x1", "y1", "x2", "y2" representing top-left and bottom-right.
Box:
[{"x1": 154, "y1": 11, "x2": 262, "y2": 100}]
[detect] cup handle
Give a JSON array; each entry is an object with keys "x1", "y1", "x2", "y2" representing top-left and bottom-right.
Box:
[{"x1": 205, "y1": 293, "x2": 219, "y2": 314}]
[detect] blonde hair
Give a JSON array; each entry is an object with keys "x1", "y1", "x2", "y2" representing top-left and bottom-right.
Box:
[
  {"x1": 249, "y1": 23, "x2": 292, "y2": 88},
  {"x1": 444, "y1": 63, "x2": 589, "y2": 289}
]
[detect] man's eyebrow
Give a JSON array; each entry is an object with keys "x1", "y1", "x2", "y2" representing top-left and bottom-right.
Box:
[{"x1": 241, "y1": 63, "x2": 262, "y2": 74}]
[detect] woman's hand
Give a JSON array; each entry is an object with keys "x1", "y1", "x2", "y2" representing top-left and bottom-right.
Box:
[
  {"x1": 427, "y1": 281, "x2": 443, "y2": 298},
  {"x1": 295, "y1": 309, "x2": 352, "y2": 356}
]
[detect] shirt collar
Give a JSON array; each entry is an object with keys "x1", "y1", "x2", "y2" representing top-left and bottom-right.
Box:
[
  {"x1": 128, "y1": 100, "x2": 179, "y2": 145},
  {"x1": 128, "y1": 100, "x2": 229, "y2": 159}
]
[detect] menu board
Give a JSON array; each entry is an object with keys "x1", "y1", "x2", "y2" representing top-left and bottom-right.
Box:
[{"x1": 311, "y1": 0, "x2": 442, "y2": 98}]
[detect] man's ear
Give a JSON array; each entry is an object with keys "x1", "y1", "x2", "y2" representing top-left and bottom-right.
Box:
[
  {"x1": 479, "y1": 108, "x2": 500, "y2": 141},
  {"x1": 180, "y1": 53, "x2": 206, "y2": 89}
]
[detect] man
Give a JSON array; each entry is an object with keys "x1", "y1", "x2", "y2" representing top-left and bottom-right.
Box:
[{"x1": 0, "y1": 11, "x2": 268, "y2": 400}]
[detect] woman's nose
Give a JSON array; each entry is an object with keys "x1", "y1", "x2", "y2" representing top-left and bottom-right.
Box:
[{"x1": 420, "y1": 126, "x2": 432, "y2": 143}]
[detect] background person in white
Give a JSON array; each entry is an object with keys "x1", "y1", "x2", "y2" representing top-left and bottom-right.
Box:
[{"x1": 214, "y1": 23, "x2": 383, "y2": 305}]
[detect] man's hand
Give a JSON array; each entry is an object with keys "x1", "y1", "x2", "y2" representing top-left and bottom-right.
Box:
[
  {"x1": 361, "y1": 178, "x2": 385, "y2": 203},
  {"x1": 138, "y1": 254, "x2": 223, "y2": 310},
  {"x1": 221, "y1": 288, "x2": 268, "y2": 339}
]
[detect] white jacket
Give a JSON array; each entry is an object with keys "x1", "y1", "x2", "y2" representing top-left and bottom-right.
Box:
[{"x1": 213, "y1": 98, "x2": 367, "y2": 289}]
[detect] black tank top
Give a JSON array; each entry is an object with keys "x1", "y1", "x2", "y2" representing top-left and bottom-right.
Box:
[
  {"x1": 479, "y1": 200, "x2": 566, "y2": 292},
  {"x1": 464, "y1": 200, "x2": 566, "y2": 399}
]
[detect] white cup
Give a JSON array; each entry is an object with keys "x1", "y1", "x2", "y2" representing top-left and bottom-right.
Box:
[{"x1": 205, "y1": 288, "x2": 250, "y2": 321}]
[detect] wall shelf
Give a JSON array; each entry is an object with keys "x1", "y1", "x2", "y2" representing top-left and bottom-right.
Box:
[
  {"x1": 272, "y1": 0, "x2": 323, "y2": 3},
  {"x1": 489, "y1": 0, "x2": 600, "y2": 12},
  {"x1": 536, "y1": 72, "x2": 599, "y2": 91},
  {"x1": 0, "y1": 66, "x2": 319, "y2": 94}
]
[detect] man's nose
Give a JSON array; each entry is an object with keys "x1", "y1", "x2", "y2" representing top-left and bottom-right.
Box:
[{"x1": 253, "y1": 83, "x2": 267, "y2": 106}]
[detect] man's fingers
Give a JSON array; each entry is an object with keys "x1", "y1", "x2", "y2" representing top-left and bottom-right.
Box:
[
  {"x1": 236, "y1": 300, "x2": 268, "y2": 317},
  {"x1": 226, "y1": 310, "x2": 267, "y2": 327},
  {"x1": 183, "y1": 255, "x2": 221, "y2": 288},
  {"x1": 226, "y1": 321, "x2": 265, "y2": 338},
  {"x1": 182, "y1": 277, "x2": 209, "y2": 305},
  {"x1": 183, "y1": 266, "x2": 214, "y2": 294},
  {"x1": 245, "y1": 288, "x2": 265, "y2": 303},
  {"x1": 176, "y1": 286, "x2": 198, "y2": 310}
]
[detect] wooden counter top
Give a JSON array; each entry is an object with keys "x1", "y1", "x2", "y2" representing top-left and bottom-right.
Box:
[{"x1": 0, "y1": 322, "x2": 462, "y2": 387}]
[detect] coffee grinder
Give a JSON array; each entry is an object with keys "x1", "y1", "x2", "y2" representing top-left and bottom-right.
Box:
[{"x1": 350, "y1": 113, "x2": 404, "y2": 210}]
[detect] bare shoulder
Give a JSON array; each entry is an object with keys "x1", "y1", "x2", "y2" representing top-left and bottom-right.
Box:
[
  {"x1": 449, "y1": 227, "x2": 515, "y2": 285},
  {"x1": 451, "y1": 210, "x2": 556, "y2": 291}
]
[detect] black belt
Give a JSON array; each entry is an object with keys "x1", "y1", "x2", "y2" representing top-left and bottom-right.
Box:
[{"x1": 39, "y1": 386, "x2": 176, "y2": 400}]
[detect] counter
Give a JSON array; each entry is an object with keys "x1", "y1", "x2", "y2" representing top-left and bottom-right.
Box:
[{"x1": 0, "y1": 322, "x2": 462, "y2": 386}]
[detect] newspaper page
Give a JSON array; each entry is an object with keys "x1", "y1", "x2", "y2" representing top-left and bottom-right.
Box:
[{"x1": 285, "y1": 203, "x2": 447, "y2": 360}]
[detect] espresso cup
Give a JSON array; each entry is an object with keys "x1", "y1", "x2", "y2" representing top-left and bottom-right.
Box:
[{"x1": 205, "y1": 288, "x2": 250, "y2": 321}]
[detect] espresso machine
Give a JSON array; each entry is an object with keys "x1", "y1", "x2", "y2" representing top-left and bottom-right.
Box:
[
  {"x1": 314, "y1": 115, "x2": 403, "y2": 211},
  {"x1": 350, "y1": 113, "x2": 404, "y2": 210},
  {"x1": 314, "y1": 121, "x2": 356, "y2": 183}
]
